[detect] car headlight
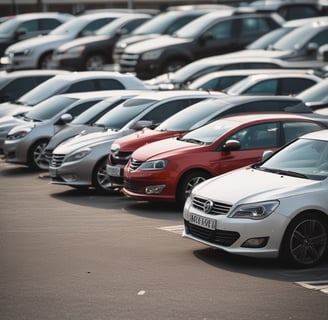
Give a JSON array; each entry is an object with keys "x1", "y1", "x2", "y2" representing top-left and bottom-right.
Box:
[
  {"x1": 65, "y1": 148, "x2": 92, "y2": 163},
  {"x1": 6, "y1": 127, "x2": 33, "y2": 140},
  {"x1": 228, "y1": 200, "x2": 279, "y2": 220},
  {"x1": 138, "y1": 159, "x2": 168, "y2": 171},
  {"x1": 141, "y1": 49, "x2": 163, "y2": 61},
  {"x1": 64, "y1": 45, "x2": 86, "y2": 55}
]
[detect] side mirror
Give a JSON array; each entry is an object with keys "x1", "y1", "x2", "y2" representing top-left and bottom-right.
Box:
[
  {"x1": 222, "y1": 139, "x2": 240, "y2": 151},
  {"x1": 262, "y1": 150, "x2": 273, "y2": 162},
  {"x1": 306, "y1": 42, "x2": 319, "y2": 56},
  {"x1": 14, "y1": 28, "x2": 27, "y2": 39},
  {"x1": 57, "y1": 113, "x2": 73, "y2": 125},
  {"x1": 318, "y1": 44, "x2": 328, "y2": 62},
  {"x1": 133, "y1": 120, "x2": 154, "y2": 131}
]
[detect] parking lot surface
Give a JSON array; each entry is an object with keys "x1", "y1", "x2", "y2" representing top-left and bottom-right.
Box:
[{"x1": 1, "y1": 159, "x2": 328, "y2": 320}]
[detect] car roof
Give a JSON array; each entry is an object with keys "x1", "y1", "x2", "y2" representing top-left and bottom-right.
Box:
[
  {"x1": 301, "y1": 129, "x2": 328, "y2": 140},
  {"x1": 283, "y1": 15, "x2": 328, "y2": 27},
  {"x1": 11, "y1": 12, "x2": 72, "y2": 21},
  {"x1": 0, "y1": 69, "x2": 70, "y2": 78},
  {"x1": 231, "y1": 72, "x2": 322, "y2": 82}
]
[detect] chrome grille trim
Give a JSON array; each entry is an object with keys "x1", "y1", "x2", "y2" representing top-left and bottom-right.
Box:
[{"x1": 192, "y1": 196, "x2": 232, "y2": 215}]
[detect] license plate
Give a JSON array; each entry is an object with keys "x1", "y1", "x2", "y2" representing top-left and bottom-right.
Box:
[
  {"x1": 190, "y1": 213, "x2": 216, "y2": 230},
  {"x1": 49, "y1": 167, "x2": 57, "y2": 178},
  {"x1": 106, "y1": 164, "x2": 122, "y2": 177}
]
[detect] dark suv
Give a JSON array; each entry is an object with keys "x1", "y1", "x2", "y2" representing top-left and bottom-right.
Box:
[{"x1": 117, "y1": 9, "x2": 284, "y2": 79}]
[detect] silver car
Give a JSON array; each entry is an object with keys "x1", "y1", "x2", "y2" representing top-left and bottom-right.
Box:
[
  {"x1": 2, "y1": 91, "x2": 126, "y2": 170},
  {"x1": 48, "y1": 90, "x2": 222, "y2": 193}
]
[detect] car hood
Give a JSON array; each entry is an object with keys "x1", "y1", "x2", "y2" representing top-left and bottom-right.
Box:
[
  {"x1": 217, "y1": 49, "x2": 294, "y2": 59},
  {"x1": 54, "y1": 128, "x2": 132, "y2": 154},
  {"x1": 6, "y1": 35, "x2": 72, "y2": 52},
  {"x1": 125, "y1": 35, "x2": 191, "y2": 54},
  {"x1": 192, "y1": 166, "x2": 322, "y2": 205},
  {"x1": 117, "y1": 34, "x2": 161, "y2": 48},
  {"x1": 132, "y1": 137, "x2": 202, "y2": 160},
  {"x1": 116, "y1": 128, "x2": 185, "y2": 151},
  {"x1": 0, "y1": 102, "x2": 32, "y2": 117},
  {"x1": 0, "y1": 115, "x2": 24, "y2": 132},
  {"x1": 58, "y1": 35, "x2": 110, "y2": 51}
]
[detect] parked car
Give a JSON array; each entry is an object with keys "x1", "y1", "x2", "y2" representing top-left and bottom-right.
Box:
[
  {"x1": 225, "y1": 72, "x2": 322, "y2": 96},
  {"x1": 0, "y1": 69, "x2": 69, "y2": 103},
  {"x1": 0, "y1": 12, "x2": 72, "y2": 59},
  {"x1": 1, "y1": 12, "x2": 132, "y2": 71},
  {"x1": 186, "y1": 68, "x2": 314, "y2": 91},
  {"x1": 48, "y1": 90, "x2": 221, "y2": 193},
  {"x1": 0, "y1": 71, "x2": 149, "y2": 117},
  {"x1": 106, "y1": 91, "x2": 313, "y2": 188},
  {"x1": 112, "y1": 8, "x2": 218, "y2": 67},
  {"x1": 297, "y1": 77, "x2": 328, "y2": 110},
  {"x1": 51, "y1": 13, "x2": 152, "y2": 71},
  {"x1": 121, "y1": 96, "x2": 325, "y2": 208},
  {"x1": 43, "y1": 90, "x2": 144, "y2": 161},
  {"x1": 183, "y1": 129, "x2": 328, "y2": 268},
  {"x1": 117, "y1": 9, "x2": 284, "y2": 79},
  {"x1": 2, "y1": 90, "x2": 121, "y2": 169}
]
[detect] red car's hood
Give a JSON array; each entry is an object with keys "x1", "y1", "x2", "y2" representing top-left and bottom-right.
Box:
[
  {"x1": 132, "y1": 136, "x2": 201, "y2": 161},
  {"x1": 116, "y1": 128, "x2": 186, "y2": 151}
]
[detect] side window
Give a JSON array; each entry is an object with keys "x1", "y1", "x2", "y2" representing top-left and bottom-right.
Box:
[
  {"x1": 279, "y1": 78, "x2": 316, "y2": 95},
  {"x1": 122, "y1": 19, "x2": 149, "y2": 33},
  {"x1": 244, "y1": 79, "x2": 278, "y2": 95},
  {"x1": 141, "y1": 99, "x2": 203, "y2": 125},
  {"x1": 166, "y1": 16, "x2": 198, "y2": 34},
  {"x1": 308, "y1": 30, "x2": 328, "y2": 47},
  {"x1": 206, "y1": 20, "x2": 232, "y2": 40},
  {"x1": 229, "y1": 122, "x2": 279, "y2": 150},
  {"x1": 19, "y1": 20, "x2": 39, "y2": 32},
  {"x1": 66, "y1": 80, "x2": 98, "y2": 92},
  {"x1": 283, "y1": 121, "x2": 323, "y2": 144},
  {"x1": 39, "y1": 18, "x2": 62, "y2": 31},
  {"x1": 68, "y1": 100, "x2": 102, "y2": 117},
  {"x1": 80, "y1": 18, "x2": 116, "y2": 36},
  {"x1": 241, "y1": 62, "x2": 280, "y2": 69},
  {"x1": 97, "y1": 79, "x2": 124, "y2": 90},
  {"x1": 239, "y1": 18, "x2": 271, "y2": 37}
]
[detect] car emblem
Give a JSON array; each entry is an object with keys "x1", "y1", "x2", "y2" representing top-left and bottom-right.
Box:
[{"x1": 203, "y1": 200, "x2": 213, "y2": 214}]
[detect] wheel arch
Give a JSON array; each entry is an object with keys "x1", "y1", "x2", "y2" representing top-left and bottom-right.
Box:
[{"x1": 38, "y1": 50, "x2": 54, "y2": 68}]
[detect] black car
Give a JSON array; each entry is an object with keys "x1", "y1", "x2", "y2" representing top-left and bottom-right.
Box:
[
  {"x1": 117, "y1": 8, "x2": 284, "y2": 79},
  {"x1": 52, "y1": 13, "x2": 152, "y2": 71}
]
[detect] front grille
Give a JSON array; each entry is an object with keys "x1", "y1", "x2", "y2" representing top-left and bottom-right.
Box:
[
  {"x1": 192, "y1": 196, "x2": 232, "y2": 215},
  {"x1": 184, "y1": 220, "x2": 240, "y2": 247},
  {"x1": 124, "y1": 178, "x2": 142, "y2": 193},
  {"x1": 50, "y1": 154, "x2": 65, "y2": 168},
  {"x1": 44, "y1": 149, "x2": 53, "y2": 163},
  {"x1": 110, "y1": 151, "x2": 132, "y2": 166},
  {"x1": 129, "y1": 158, "x2": 142, "y2": 171}
]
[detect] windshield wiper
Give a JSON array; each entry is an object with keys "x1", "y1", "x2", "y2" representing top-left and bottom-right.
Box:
[
  {"x1": 259, "y1": 167, "x2": 309, "y2": 179},
  {"x1": 179, "y1": 137, "x2": 205, "y2": 145}
]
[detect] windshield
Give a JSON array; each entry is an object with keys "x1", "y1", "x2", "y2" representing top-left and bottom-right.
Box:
[
  {"x1": 71, "y1": 97, "x2": 124, "y2": 124},
  {"x1": 258, "y1": 137, "x2": 328, "y2": 180},
  {"x1": 179, "y1": 118, "x2": 235, "y2": 145},
  {"x1": 156, "y1": 99, "x2": 222, "y2": 131},
  {"x1": 270, "y1": 24, "x2": 316, "y2": 51},
  {"x1": 131, "y1": 12, "x2": 180, "y2": 35},
  {"x1": 247, "y1": 27, "x2": 293, "y2": 50},
  {"x1": 225, "y1": 77, "x2": 252, "y2": 95},
  {"x1": 94, "y1": 98, "x2": 155, "y2": 130},
  {"x1": 17, "y1": 77, "x2": 69, "y2": 106},
  {"x1": 95, "y1": 18, "x2": 125, "y2": 36},
  {"x1": 24, "y1": 96, "x2": 77, "y2": 121},
  {"x1": 0, "y1": 18, "x2": 20, "y2": 37},
  {"x1": 297, "y1": 79, "x2": 328, "y2": 103},
  {"x1": 49, "y1": 17, "x2": 90, "y2": 36}
]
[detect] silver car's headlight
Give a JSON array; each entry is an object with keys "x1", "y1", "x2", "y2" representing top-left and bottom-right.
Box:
[
  {"x1": 141, "y1": 49, "x2": 163, "y2": 61},
  {"x1": 138, "y1": 159, "x2": 168, "y2": 171},
  {"x1": 228, "y1": 200, "x2": 279, "y2": 220},
  {"x1": 65, "y1": 148, "x2": 92, "y2": 163},
  {"x1": 64, "y1": 45, "x2": 85, "y2": 55},
  {"x1": 6, "y1": 127, "x2": 33, "y2": 140}
]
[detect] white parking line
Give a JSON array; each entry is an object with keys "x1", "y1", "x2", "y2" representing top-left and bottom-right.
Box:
[
  {"x1": 158, "y1": 225, "x2": 184, "y2": 234},
  {"x1": 296, "y1": 281, "x2": 328, "y2": 294}
]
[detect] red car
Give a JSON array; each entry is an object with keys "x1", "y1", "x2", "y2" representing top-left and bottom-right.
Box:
[
  {"x1": 107, "y1": 95, "x2": 314, "y2": 188},
  {"x1": 122, "y1": 113, "x2": 326, "y2": 208}
]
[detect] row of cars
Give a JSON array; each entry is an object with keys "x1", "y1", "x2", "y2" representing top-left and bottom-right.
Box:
[{"x1": 0, "y1": 4, "x2": 328, "y2": 269}]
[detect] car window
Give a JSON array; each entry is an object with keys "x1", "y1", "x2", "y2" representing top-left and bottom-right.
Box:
[
  {"x1": 68, "y1": 100, "x2": 102, "y2": 118},
  {"x1": 244, "y1": 79, "x2": 279, "y2": 95},
  {"x1": 229, "y1": 122, "x2": 279, "y2": 150},
  {"x1": 279, "y1": 5, "x2": 319, "y2": 20},
  {"x1": 96, "y1": 79, "x2": 125, "y2": 90},
  {"x1": 122, "y1": 19, "x2": 150, "y2": 33},
  {"x1": 66, "y1": 80, "x2": 98, "y2": 92},
  {"x1": 309, "y1": 29, "x2": 328, "y2": 47},
  {"x1": 166, "y1": 16, "x2": 200, "y2": 34},
  {"x1": 80, "y1": 18, "x2": 116, "y2": 36},
  {"x1": 279, "y1": 78, "x2": 316, "y2": 95},
  {"x1": 20, "y1": 19, "x2": 39, "y2": 32},
  {"x1": 206, "y1": 20, "x2": 232, "y2": 40},
  {"x1": 282, "y1": 121, "x2": 324, "y2": 143},
  {"x1": 140, "y1": 98, "x2": 204, "y2": 125},
  {"x1": 39, "y1": 18, "x2": 62, "y2": 30},
  {"x1": 239, "y1": 17, "x2": 272, "y2": 37}
]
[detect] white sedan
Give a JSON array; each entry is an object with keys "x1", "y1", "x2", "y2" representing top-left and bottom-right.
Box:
[{"x1": 183, "y1": 130, "x2": 328, "y2": 268}]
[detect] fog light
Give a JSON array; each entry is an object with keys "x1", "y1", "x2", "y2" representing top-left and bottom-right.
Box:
[
  {"x1": 145, "y1": 185, "x2": 165, "y2": 194},
  {"x1": 62, "y1": 174, "x2": 77, "y2": 182},
  {"x1": 241, "y1": 237, "x2": 269, "y2": 248}
]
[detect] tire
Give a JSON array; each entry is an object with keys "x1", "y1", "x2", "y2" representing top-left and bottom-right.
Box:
[
  {"x1": 279, "y1": 213, "x2": 328, "y2": 268},
  {"x1": 92, "y1": 158, "x2": 116, "y2": 194},
  {"x1": 28, "y1": 140, "x2": 50, "y2": 170},
  {"x1": 84, "y1": 54, "x2": 106, "y2": 71},
  {"x1": 163, "y1": 59, "x2": 187, "y2": 74},
  {"x1": 38, "y1": 52, "x2": 53, "y2": 69},
  {"x1": 176, "y1": 170, "x2": 211, "y2": 210}
]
